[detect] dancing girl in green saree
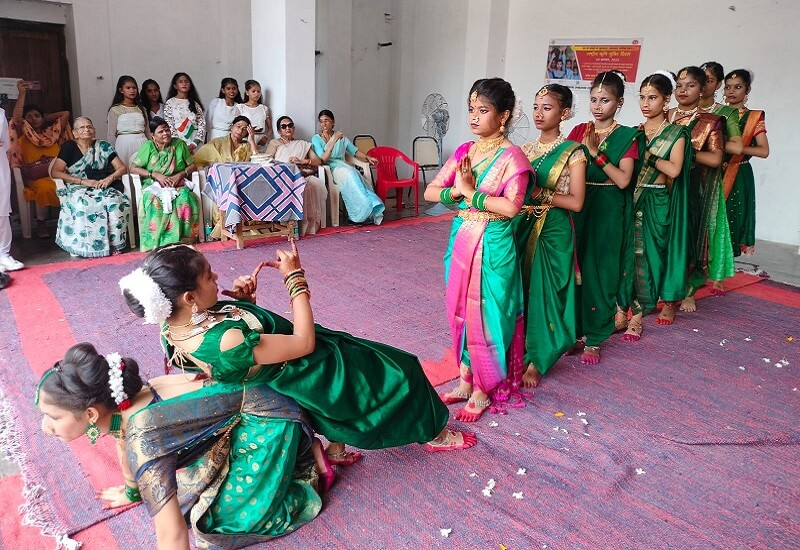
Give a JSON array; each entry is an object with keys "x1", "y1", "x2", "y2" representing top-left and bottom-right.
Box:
[{"x1": 568, "y1": 71, "x2": 643, "y2": 364}]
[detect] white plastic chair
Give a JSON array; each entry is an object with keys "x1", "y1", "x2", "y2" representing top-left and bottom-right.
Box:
[{"x1": 11, "y1": 167, "x2": 33, "y2": 239}]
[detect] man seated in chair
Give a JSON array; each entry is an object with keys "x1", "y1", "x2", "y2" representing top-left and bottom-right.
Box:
[{"x1": 265, "y1": 116, "x2": 327, "y2": 236}]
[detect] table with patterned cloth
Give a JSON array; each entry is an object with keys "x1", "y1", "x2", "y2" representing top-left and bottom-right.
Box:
[{"x1": 204, "y1": 162, "x2": 305, "y2": 247}]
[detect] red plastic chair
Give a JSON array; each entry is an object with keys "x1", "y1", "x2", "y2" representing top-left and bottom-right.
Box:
[{"x1": 368, "y1": 146, "x2": 420, "y2": 216}]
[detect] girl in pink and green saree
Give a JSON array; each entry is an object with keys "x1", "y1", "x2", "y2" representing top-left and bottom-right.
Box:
[{"x1": 425, "y1": 78, "x2": 532, "y2": 422}]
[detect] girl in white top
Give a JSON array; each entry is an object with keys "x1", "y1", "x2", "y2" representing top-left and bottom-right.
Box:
[
  {"x1": 107, "y1": 75, "x2": 150, "y2": 167},
  {"x1": 237, "y1": 79, "x2": 272, "y2": 151},
  {"x1": 206, "y1": 77, "x2": 242, "y2": 141},
  {"x1": 163, "y1": 72, "x2": 205, "y2": 153},
  {"x1": 140, "y1": 79, "x2": 164, "y2": 121}
]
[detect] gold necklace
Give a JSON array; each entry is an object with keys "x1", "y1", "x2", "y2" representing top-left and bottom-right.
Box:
[
  {"x1": 594, "y1": 121, "x2": 618, "y2": 135},
  {"x1": 531, "y1": 134, "x2": 565, "y2": 158},
  {"x1": 475, "y1": 135, "x2": 505, "y2": 154},
  {"x1": 644, "y1": 119, "x2": 668, "y2": 143},
  {"x1": 670, "y1": 107, "x2": 698, "y2": 124}
]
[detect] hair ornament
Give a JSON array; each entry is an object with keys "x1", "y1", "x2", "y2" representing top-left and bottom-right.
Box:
[
  {"x1": 34, "y1": 367, "x2": 58, "y2": 406},
  {"x1": 469, "y1": 90, "x2": 478, "y2": 102},
  {"x1": 506, "y1": 95, "x2": 524, "y2": 134},
  {"x1": 105, "y1": 352, "x2": 131, "y2": 410},
  {"x1": 119, "y1": 268, "x2": 172, "y2": 325},
  {"x1": 745, "y1": 69, "x2": 755, "y2": 84},
  {"x1": 611, "y1": 70, "x2": 626, "y2": 84},
  {"x1": 653, "y1": 70, "x2": 676, "y2": 90},
  {"x1": 536, "y1": 87, "x2": 549, "y2": 98}
]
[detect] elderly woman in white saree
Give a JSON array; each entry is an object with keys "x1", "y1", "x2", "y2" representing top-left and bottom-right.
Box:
[
  {"x1": 50, "y1": 117, "x2": 130, "y2": 257},
  {"x1": 266, "y1": 116, "x2": 328, "y2": 236}
]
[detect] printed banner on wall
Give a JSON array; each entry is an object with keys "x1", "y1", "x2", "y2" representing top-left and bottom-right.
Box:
[{"x1": 544, "y1": 38, "x2": 643, "y2": 88}]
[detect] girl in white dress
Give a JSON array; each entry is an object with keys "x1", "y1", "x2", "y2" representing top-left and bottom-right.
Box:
[
  {"x1": 163, "y1": 72, "x2": 205, "y2": 153},
  {"x1": 237, "y1": 79, "x2": 272, "y2": 151},
  {"x1": 107, "y1": 75, "x2": 150, "y2": 167},
  {"x1": 206, "y1": 77, "x2": 242, "y2": 141}
]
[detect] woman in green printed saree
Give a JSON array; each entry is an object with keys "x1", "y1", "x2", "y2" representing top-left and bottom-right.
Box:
[
  {"x1": 36, "y1": 343, "x2": 322, "y2": 550},
  {"x1": 129, "y1": 116, "x2": 200, "y2": 251},
  {"x1": 50, "y1": 117, "x2": 130, "y2": 257},
  {"x1": 425, "y1": 78, "x2": 532, "y2": 421},
  {"x1": 723, "y1": 69, "x2": 770, "y2": 256},
  {"x1": 668, "y1": 66, "x2": 734, "y2": 314},
  {"x1": 619, "y1": 72, "x2": 690, "y2": 341},
  {"x1": 568, "y1": 71, "x2": 643, "y2": 364},
  {"x1": 514, "y1": 84, "x2": 586, "y2": 388}
]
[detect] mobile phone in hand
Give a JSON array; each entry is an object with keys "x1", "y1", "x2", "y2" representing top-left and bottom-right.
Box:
[{"x1": 25, "y1": 81, "x2": 42, "y2": 91}]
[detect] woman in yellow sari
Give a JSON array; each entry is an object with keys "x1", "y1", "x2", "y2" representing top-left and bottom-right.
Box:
[{"x1": 9, "y1": 80, "x2": 71, "y2": 238}]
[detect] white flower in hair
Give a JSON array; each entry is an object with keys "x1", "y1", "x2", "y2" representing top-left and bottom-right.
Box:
[
  {"x1": 653, "y1": 70, "x2": 676, "y2": 90},
  {"x1": 119, "y1": 268, "x2": 173, "y2": 325},
  {"x1": 105, "y1": 352, "x2": 128, "y2": 407},
  {"x1": 506, "y1": 95, "x2": 525, "y2": 133},
  {"x1": 744, "y1": 69, "x2": 755, "y2": 84}
]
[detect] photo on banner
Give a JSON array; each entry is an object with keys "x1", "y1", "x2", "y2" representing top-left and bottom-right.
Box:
[{"x1": 544, "y1": 38, "x2": 643, "y2": 90}]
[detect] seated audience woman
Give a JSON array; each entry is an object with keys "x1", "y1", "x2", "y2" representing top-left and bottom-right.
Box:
[
  {"x1": 193, "y1": 115, "x2": 258, "y2": 166},
  {"x1": 107, "y1": 75, "x2": 150, "y2": 167},
  {"x1": 163, "y1": 72, "x2": 205, "y2": 153},
  {"x1": 311, "y1": 109, "x2": 384, "y2": 225},
  {"x1": 129, "y1": 116, "x2": 200, "y2": 251},
  {"x1": 36, "y1": 342, "x2": 323, "y2": 549},
  {"x1": 9, "y1": 79, "x2": 71, "y2": 238},
  {"x1": 266, "y1": 115, "x2": 328, "y2": 236},
  {"x1": 50, "y1": 117, "x2": 129, "y2": 257}
]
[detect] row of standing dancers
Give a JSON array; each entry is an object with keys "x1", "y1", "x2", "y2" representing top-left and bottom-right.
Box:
[{"x1": 428, "y1": 65, "x2": 768, "y2": 422}]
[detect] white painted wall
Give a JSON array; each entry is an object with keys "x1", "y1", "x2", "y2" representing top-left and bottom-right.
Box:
[{"x1": 1, "y1": 0, "x2": 252, "y2": 139}]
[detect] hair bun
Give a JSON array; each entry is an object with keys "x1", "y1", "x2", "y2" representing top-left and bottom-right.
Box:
[
  {"x1": 610, "y1": 70, "x2": 626, "y2": 83},
  {"x1": 653, "y1": 70, "x2": 676, "y2": 90}
]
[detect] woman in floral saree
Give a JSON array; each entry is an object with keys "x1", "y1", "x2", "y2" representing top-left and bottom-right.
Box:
[
  {"x1": 425, "y1": 78, "x2": 532, "y2": 422},
  {"x1": 129, "y1": 116, "x2": 200, "y2": 251},
  {"x1": 50, "y1": 117, "x2": 130, "y2": 257}
]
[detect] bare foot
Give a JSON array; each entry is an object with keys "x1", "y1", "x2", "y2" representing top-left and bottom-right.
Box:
[
  {"x1": 439, "y1": 380, "x2": 472, "y2": 405},
  {"x1": 580, "y1": 345, "x2": 600, "y2": 365},
  {"x1": 622, "y1": 317, "x2": 643, "y2": 342},
  {"x1": 455, "y1": 391, "x2": 491, "y2": 422},
  {"x1": 614, "y1": 309, "x2": 628, "y2": 333},
  {"x1": 680, "y1": 296, "x2": 697, "y2": 312},
  {"x1": 711, "y1": 281, "x2": 725, "y2": 297},
  {"x1": 521, "y1": 364, "x2": 541, "y2": 388},
  {"x1": 422, "y1": 429, "x2": 478, "y2": 452},
  {"x1": 656, "y1": 302, "x2": 678, "y2": 325}
]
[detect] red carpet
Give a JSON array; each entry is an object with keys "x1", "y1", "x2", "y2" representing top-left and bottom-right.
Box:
[{"x1": 1, "y1": 215, "x2": 797, "y2": 549}]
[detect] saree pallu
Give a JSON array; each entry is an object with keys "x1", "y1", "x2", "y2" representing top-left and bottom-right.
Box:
[
  {"x1": 131, "y1": 139, "x2": 200, "y2": 251},
  {"x1": 9, "y1": 118, "x2": 72, "y2": 208},
  {"x1": 629, "y1": 124, "x2": 691, "y2": 314},
  {"x1": 514, "y1": 141, "x2": 583, "y2": 375},
  {"x1": 684, "y1": 114, "x2": 735, "y2": 291},
  {"x1": 570, "y1": 124, "x2": 643, "y2": 346},
  {"x1": 437, "y1": 143, "x2": 530, "y2": 394},
  {"x1": 725, "y1": 110, "x2": 765, "y2": 256},
  {"x1": 311, "y1": 134, "x2": 384, "y2": 224},
  {"x1": 166, "y1": 301, "x2": 450, "y2": 450},
  {"x1": 126, "y1": 373, "x2": 321, "y2": 548}
]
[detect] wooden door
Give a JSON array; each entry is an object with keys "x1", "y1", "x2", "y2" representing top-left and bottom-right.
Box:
[{"x1": 0, "y1": 18, "x2": 71, "y2": 117}]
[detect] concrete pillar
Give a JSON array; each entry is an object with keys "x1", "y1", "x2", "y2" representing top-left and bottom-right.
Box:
[{"x1": 251, "y1": 0, "x2": 316, "y2": 138}]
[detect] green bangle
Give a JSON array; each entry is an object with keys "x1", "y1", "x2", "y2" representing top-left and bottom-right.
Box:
[
  {"x1": 473, "y1": 191, "x2": 488, "y2": 211},
  {"x1": 124, "y1": 484, "x2": 142, "y2": 502},
  {"x1": 439, "y1": 188, "x2": 455, "y2": 204}
]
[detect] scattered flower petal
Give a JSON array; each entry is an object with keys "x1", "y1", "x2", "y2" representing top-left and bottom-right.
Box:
[
  {"x1": 787, "y1": 336, "x2": 794, "y2": 342},
  {"x1": 469, "y1": 472, "x2": 478, "y2": 477},
  {"x1": 489, "y1": 421, "x2": 499, "y2": 427},
  {"x1": 576, "y1": 411, "x2": 586, "y2": 417},
  {"x1": 693, "y1": 329, "x2": 699, "y2": 332},
  {"x1": 582, "y1": 432, "x2": 590, "y2": 437},
  {"x1": 744, "y1": 337, "x2": 752, "y2": 342},
  {"x1": 763, "y1": 358, "x2": 771, "y2": 363},
  {"x1": 512, "y1": 491, "x2": 524, "y2": 499},
  {"x1": 554, "y1": 412, "x2": 565, "y2": 417},
  {"x1": 635, "y1": 468, "x2": 646, "y2": 475},
  {"x1": 580, "y1": 418, "x2": 589, "y2": 425},
  {"x1": 738, "y1": 366, "x2": 746, "y2": 371},
  {"x1": 440, "y1": 528, "x2": 452, "y2": 538},
  {"x1": 517, "y1": 468, "x2": 527, "y2": 475},
  {"x1": 719, "y1": 339, "x2": 729, "y2": 347},
  {"x1": 482, "y1": 478, "x2": 496, "y2": 497},
  {"x1": 775, "y1": 363, "x2": 783, "y2": 369},
  {"x1": 780, "y1": 358, "x2": 789, "y2": 366},
  {"x1": 514, "y1": 432, "x2": 521, "y2": 436},
  {"x1": 499, "y1": 545, "x2": 508, "y2": 550},
  {"x1": 553, "y1": 426, "x2": 559, "y2": 431},
  {"x1": 560, "y1": 428, "x2": 569, "y2": 434}
]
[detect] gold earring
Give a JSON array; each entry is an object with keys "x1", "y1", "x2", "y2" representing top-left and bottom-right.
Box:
[
  {"x1": 500, "y1": 124, "x2": 506, "y2": 133},
  {"x1": 85, "y1": 422, "x2": 100, "y2": 445}
]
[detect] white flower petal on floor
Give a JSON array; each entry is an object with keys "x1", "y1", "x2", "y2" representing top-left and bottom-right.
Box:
[
  {"x1": 512, "y1": 492, "x2": 524, "y2": 499},
  {"x1": 488, "y1": 421, "x2": 499, "y2": 427},
  {"x1": 516, "y1": 467, "x2": 527, "y2": 475},
  {"x1": 635, "y1": 468, "x2": 646, "y2": 475},
  {"x1": 439, "y1": 528, "x2": 452, "y2": 538}
]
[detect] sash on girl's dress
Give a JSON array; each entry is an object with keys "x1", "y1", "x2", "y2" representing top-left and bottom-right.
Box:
[{"x1": 722, "y1": 110, "x2": 763, "y2": 198}]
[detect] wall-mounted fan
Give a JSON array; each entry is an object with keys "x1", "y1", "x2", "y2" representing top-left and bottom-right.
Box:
[{"x1": 507, "y1": 112, "x2": 530, "y2": 145}]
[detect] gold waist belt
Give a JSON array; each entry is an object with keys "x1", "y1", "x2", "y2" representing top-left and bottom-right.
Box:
[
  {"x1": 457, "y1": 209, "x2": 510, "y2": 222},
  {"x1": 519, "y1": 204, "x2": 552, "y2": 219}
]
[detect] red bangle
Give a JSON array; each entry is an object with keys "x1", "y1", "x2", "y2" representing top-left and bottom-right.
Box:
[{"x1": 594, "y1": 153, "x2": 609, "y2": 168}]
